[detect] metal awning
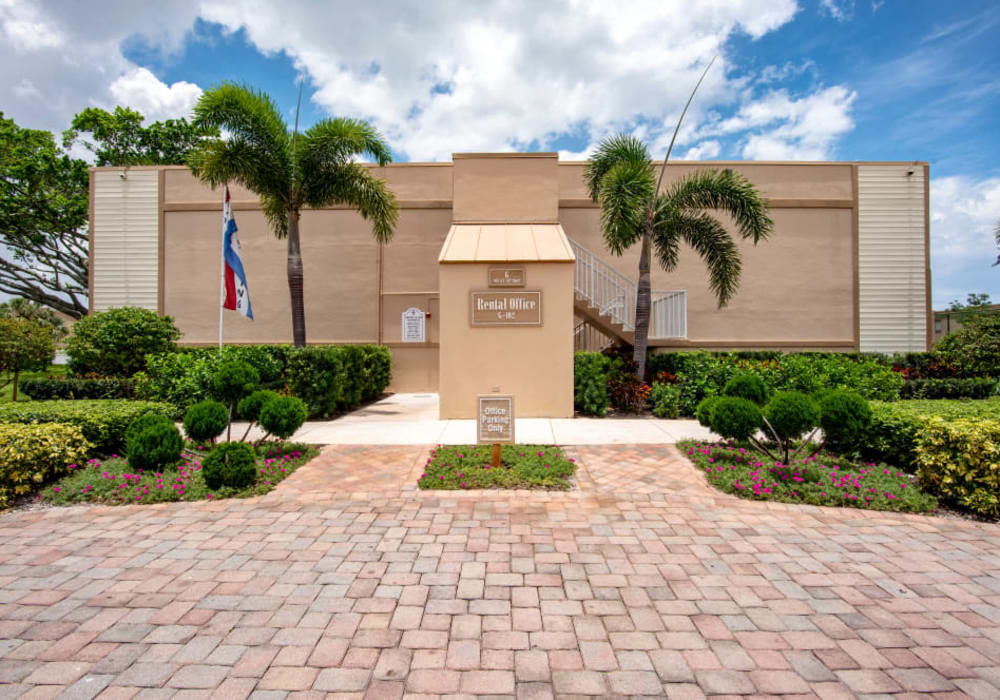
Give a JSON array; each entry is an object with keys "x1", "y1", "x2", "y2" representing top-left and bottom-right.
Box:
[{"x1": 438, "y1": 224, "x2": 575, "y2": 263}]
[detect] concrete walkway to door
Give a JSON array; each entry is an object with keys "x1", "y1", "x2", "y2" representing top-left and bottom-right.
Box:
[{"x1": 230, "y1": 393, "x2": 717, "y2": 446}]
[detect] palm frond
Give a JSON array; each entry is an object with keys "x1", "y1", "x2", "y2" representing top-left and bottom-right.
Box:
[
  {"x1": 667, "y1": 210, "x2": 743, "y2": 307},
  {"x1": 649, "y1": 201, "x2": 681, "y2": 272},
  {"x1": 666, "y1": 168, "x2": 774, "y2": 243},
  {"x1": 260, "y1": 193, "x2": 289, "y2": 239},
  {"x1": 299, "y1": 118, "x2": 393, "y2": 169},
  {"x1": 303, "y1": 162, "x2": 398, "y2": 243},
  {"x1": 597, "y1": 159, "x2": 656, "y2": 255},
  {"x1": 584, "y1": 134, "x2": 652, "y2": 202}
]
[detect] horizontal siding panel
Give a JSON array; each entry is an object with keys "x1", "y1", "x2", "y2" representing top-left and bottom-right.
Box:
[
  {"x1": 857, "y1": 164, "x2": 927, "y2": 353},
  {"x1": 92, "y1": 170, "x2": 159, "y2": 313}
]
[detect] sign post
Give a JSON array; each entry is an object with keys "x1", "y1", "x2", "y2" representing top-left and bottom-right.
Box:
[{"x1": 478, "y1": 395, "x2": 514, "y2": 468}]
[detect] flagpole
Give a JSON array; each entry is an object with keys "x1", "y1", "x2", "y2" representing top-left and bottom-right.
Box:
[{"x1": 218, "y1": 184, "x2": 227, "y2": 356}]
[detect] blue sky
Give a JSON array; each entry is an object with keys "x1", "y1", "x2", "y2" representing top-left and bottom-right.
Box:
[{"x1": 2, "y1": 0, "x2": 998, "y2": 308}]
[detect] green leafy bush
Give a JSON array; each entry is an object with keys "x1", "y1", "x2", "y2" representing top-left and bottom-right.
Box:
[
  {"x1": 418, "y1": 445, "x2": 576, "y2": 490},
  {"x1": 126, "y1": 417, "x2": 182, "y2": 472},
  {"x1": 201, "y1": 442, "x2": 258, "y2": 490},
  {"x1": 258, "y1": 396, "x2": 308, "y2": 440},
  {"x1": 183, "y1": 401, "x2": 228, "y2": 443},
  {"x1": 650, "y1": 382, "x2": 680, "y2": 418},
  {"x1": 818, "y1": 391, "x2": 871, "y2": 450},
  {"x1": 573, "y1": 352, "x2": 611, "y2": 416},
  {"x1": 916, "y1": 418, "x2": 1000, "y2": 517},
  {"x1": 900, "y1": 377, "x2": 996, "y2": 400},
  {"x1": 237, "y1": 390, "x2": 280, "y2": 421},
  {"x1": 125, "y1": 413, "x2": 172, "y2": 447},
  {"x1": 20, "y1": 376, "x2": 132, "y2": 400},
  {"x1": 936, "y1": 314, "x2": 1000, "y2": 377},
  {"x1": 709, "y1": 397, "x2": 762, "y2": 441},
  {"x1": 0, "y1": 318, "x2": 56, "y2": 401},
  {"x1": 764, "y1": 391, "x2": 820, "y2": 442},
  {"x1": 0, "y1": 400, "x2": 175, "y2": 455},
  {"x1": 0, "y1": 423, "x2": 91, "y2": 507},
  {"x1": 66, "y1": 307, "x2": 180, "y2": 377},
  {"x1": 210, "y1": 360, "x2": 260, "y2": 407},
  {"x1": 862, "y1": 398, "x2": 1000, "y2": 471},
  {"x1": 695, "y1": 396, "x2": 721, "y2": 428},
  {"x1": 723, "y1": 373, "x2": 769, "y2": 405}
]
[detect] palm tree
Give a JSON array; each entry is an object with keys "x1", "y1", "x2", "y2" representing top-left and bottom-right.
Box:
[
  {"x1": 584, "y1": 135, "x2": 773, "y2": 379},
  {"x1": 187, "y1": 84, "x2": 398, "y2": 346}
]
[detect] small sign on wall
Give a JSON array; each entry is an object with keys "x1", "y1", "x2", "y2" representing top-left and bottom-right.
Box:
[
  {"x1": 470, "y1": 291, "x2": 542, "y2": 326},
  {"x1": 488, "y1": 266, "x2": 526, "y2": 287},
  {"x1": 478, "y1": 395, "x2": 514, "y2": 444},
  {"x1": 401, "y1": 307, "x2": 426, "y2": 342}
]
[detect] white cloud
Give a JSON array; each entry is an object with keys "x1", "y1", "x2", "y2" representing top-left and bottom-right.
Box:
[
  {"x1": 108, "y1": 68, "x2": 202, "y2": 122},
  {"x1": 681, "y1": 140, "x2": 722, "y2": 160},
  {"x1": 930, "y1": 176, "x2": 1000, "y2": 307},
  {"x1": 821, "y1": 0, "x2": 855, "y2": 21}
]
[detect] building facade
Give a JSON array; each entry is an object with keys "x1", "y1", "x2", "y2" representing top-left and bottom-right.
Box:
[{"x1": 89, "y1": 154, "x2": 931, "y2": 394}]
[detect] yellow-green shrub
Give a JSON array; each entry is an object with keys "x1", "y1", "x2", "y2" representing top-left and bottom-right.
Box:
[
  {"x1": 0, "y1": 423, "x2": 91, "y2": 508},
  {"x1": 916, "y1": 418, "x2": 1000, "y2": 517}
]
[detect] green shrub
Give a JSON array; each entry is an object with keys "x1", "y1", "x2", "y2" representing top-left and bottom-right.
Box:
[
  {"x1": 286, "y1": 346, "x2": 343, "y2": 417},
  {"x1": 183, "y1": 401, "x2": 229, "y2": 443},
  {"x1": 210, "y1": 360, "x2": 259, "y2": 407},
  {"x1": 763, "y1": 392, "x2": 820, "y2": 442},
  {"x1": 864, "y1": 398, "x2": 1000, "y2": 471},
  {"x1": 125, "y1": 413, "x2": 172, "y2": 448},
  {"x1": 0, "y1": 400, "x2": 175, "y2": 455},
  {"x1": 818, "y1": 391, "x2": 871, "y2": 450},
  {"x1": 202, "y1": 442, "x2": 258, "y2": 491},
  {"x1": 723, "y1": 373, "x2": 769, "y2": 405},
  {"x1": 66, "y1": 307, "x2": 180, "y2": 377},
  {"x1": 916, "y1": 418, "x2": 1000, "y2": 517},
  {"x1": 650, "y1": 382, "x2": 680, "y2": 418},
  {"x1": 936, "y1": 314, "x2": 1000, "y2": 377},
  {"x1": 709, "y1": 397, "x2": 762, "y2": 441},
  {"x1": 126, "y1": 418, "x2": 182, "y2": 472},
  {"x1": 237, "y1": 390, "x2": 280, "y2": 421},
  {"x1": 359, "y1": 345, "x2": 393, "y2": 401},
  {"x1": 900, "y1": 377, "x2": 997, "y2": 400},
  {"x1": 259, "y1": 396, "x2": 308, "y2": 440},
  {"x1": 0, "y1": 318, "x2": 55, "y2": 401},
  {"x1": 0, "y1": 423, "x2": 91, "y2": 507},
  {"x1": 695, "y1": 396, "x2": 721, "y2": 428},
  {"x1": 20, "y1": 376, "x2": 132, "y2": 400},
  {"x1": 574, "y1": 352, "x2": 611, "y2": 416}
]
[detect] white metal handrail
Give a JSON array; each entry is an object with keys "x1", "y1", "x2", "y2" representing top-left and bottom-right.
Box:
[{"x1": 569, "y1": 237, "x2": 687, "y2": 339}]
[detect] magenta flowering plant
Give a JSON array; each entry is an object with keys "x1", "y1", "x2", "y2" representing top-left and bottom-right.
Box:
[
  {"x1": 680, "y1": 439, "x2": 936, "y2": 514},
  {"x1": 417, "y1": 444, "x2": 575, "y2": 491}
]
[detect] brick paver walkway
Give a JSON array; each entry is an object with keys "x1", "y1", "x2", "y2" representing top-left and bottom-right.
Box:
[{"x1": 2, "y1": 444, "x2": 1000, "y2": 699}]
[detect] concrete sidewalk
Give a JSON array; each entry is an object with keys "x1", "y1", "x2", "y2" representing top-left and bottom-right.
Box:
[{"x1": 233, "y1": 392, "x2": 716, "y2": 445}]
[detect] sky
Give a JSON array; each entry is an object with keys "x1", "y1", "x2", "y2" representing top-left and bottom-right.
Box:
[{"x1": 2, "y1": 0, "x2": 998, "y2": 309}]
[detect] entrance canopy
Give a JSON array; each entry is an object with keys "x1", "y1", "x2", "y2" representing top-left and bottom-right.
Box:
[{"x1": 438, "y1": 224, "x2": 575, "y2": 263}]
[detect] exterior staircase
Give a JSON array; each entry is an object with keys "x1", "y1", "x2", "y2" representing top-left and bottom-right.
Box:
[{"x1": 569, "y1": 238, "x2": 687, "y2": 350}]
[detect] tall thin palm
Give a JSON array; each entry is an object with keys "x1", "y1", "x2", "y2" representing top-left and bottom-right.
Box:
[
  {"x1": 585, "y1": 135, "x2": 773, "y2": 379},
  {"x1": 187, "y1": 83, "x2": 398, "y2": 346}
]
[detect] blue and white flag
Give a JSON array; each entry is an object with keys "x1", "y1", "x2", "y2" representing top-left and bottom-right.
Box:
[{"x1": 222, "y1": 185, "x2": 253, "y2": 319}]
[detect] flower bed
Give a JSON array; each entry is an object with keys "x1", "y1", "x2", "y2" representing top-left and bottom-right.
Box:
[
  {"x1": 417, "y1": 445, "x2": 576, "y2": 490},
  {"x1": 681, "y1": 440, "x2": 937, "y2": 514},
  {"x1": 42, "y1": 441, "x2": 317, "y2": 506}
]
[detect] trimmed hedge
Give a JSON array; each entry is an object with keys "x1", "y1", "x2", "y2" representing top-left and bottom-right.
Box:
[
  {"x1": 916, "y1": 418, "x2": 1000, "y2": 517},
  {"x1": 0, "y1": 423, "x2": 91, "y2": 507},
  {"x1": 900, "y1": 377, "x2": 997, "y2": 400},
  {"x1": 20, "y1": 376, "x2": 133, "y2": 400},
  {"x1": 574, "y1": 352, "x2": 612, "y2": 416},
  {"x1": 862, "y1": 398, "x2": 1000, "y2": 472},
  {"x1": 0, "y1": 400, "x2": 176, "y2": 455}
]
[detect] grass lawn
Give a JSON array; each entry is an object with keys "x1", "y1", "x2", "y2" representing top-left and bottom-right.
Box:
[
  {"x1": 41, "y1": 441, "x2": 317, "y2": 506},
  {"x1": 418, "y1": 444, "x2": 576, "y2": 490},
  {"x1": 681, "y1": 439, "x2": 937, "y2": 514},
  {"x1": 1, "y1": 365, "x2": 67, "y2": 402}
]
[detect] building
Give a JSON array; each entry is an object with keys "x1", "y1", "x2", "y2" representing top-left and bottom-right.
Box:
[
  {"x1": 932, "y1": 304, "x2": 1000, "y2": 345},
  {"x1": 88, "y1": 154, "x2": 931, "y2": 399}
]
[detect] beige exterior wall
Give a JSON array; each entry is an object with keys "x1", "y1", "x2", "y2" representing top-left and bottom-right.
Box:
[
  {"x1": 89, "y1": 156, "x2": 930, "y2": 396},
  {"x1": 439, "y1": 262, "x2": 574, "y2": 418}
]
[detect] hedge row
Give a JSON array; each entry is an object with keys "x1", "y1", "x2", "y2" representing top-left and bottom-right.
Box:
[
  {"x1": 0, "y1": 423, "x2": 91, "y2": 508},
  {"x1": 20, "y1": 376, "x2": 133, "y2": 400},
  {"x1": 135, "y1": 344, "x2": 392, "y2": 418},
  {"x1": 0, "y1": 400, "x2": 176, "y2": 455},
  {"x1": 899, "y1": 377, "x2": 997, "y2": 400},
  {"x1": 860, "y1": 398, "x2": 1000, "y2": 472}
]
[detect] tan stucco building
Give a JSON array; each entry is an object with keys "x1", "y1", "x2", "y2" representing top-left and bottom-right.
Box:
[{"x1": 89, "y1": 154, "x2": 931, "y2": 409}]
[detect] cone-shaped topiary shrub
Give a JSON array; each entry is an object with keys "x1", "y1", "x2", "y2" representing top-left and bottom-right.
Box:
[
  {"x1": 258, "y1": 396, "x2": 308, "y2": 440},
  {"x1": 695, "y1": 395, "x2": 721, "y2": 428},
  {"x1": 202, "y1": 442, "x2": 257, "y2": 490},
  {"x1": 126, "y1": 418, "x2": 182, "y2": 471},
  {"x1": 237, "y1": 390, "x2": 280, "y2": 422},
  {"x1": 708, "y1": 397, "x2": 762, "y2": 441},
  {"x1": 818, "y1": 390, "x2": 871, "y2": 451},
  {"x1": 723, "y1": 373, "x2": 769, "y2": 406},
  {"x1": 183, "y1": 400, "x2": 229, "y2": 443},
  {"x1": 763, "y1": 391, "x2": 821, "y2": 442},
  {"x1": 210, "y1": 360, "x2": 260, "y2": 407},
  {"x1": 125, "y1": 413, "x2": 172, "y2": 449}
]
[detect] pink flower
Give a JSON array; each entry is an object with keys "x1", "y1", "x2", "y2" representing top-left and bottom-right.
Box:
[{"x1": 52, "y1": 486, "x2": 60, "y2": 493}]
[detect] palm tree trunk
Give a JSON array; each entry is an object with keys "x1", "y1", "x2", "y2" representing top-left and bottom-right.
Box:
[
  {"x1": 633, "y1": 229, "x2": 652, "y2": 381},
  {"x1": 287, "y1": 210, "x2": 307, "y2": 347}
]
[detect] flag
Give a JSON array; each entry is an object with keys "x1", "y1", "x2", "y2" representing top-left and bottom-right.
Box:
[{"x1": 222, "y1": 185, "x2": 253, "y2": 319}]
